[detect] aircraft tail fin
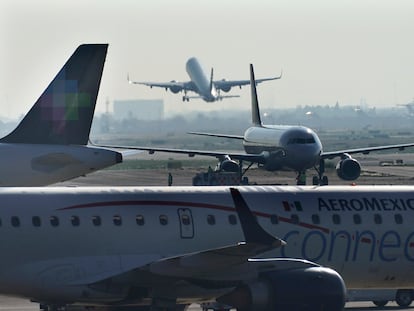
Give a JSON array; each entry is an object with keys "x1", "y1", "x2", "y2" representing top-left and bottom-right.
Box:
[
  {"x1": 1, "y1": 44, "x2": 108, "y2": 145},
  {"x1": 209, "y1": 67, "x2": 214, "y2": 92},
  {"x1": 250, "y1": 64, "x2": 262, "y2": 126}
]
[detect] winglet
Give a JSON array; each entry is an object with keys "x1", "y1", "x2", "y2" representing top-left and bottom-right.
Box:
[
  {"x1": 1, "y1": 44, "x2": 108, "y2": 145},
  {"x1": 250, "y1": 64, "x2": 262, "y2": 126},
  {"x1": 230, "y1": 188, "x2": 286, "y2": 247}
]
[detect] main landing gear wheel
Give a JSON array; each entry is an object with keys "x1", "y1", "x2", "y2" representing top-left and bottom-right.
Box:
[
  {"x1": 312, "y1": 175, "x2": 328, "y2": 186},
  {"x1": 372, "y1": 300, "x2": 388, "y2": 307},
  {"x1": 396, "y1": 289, "x2": 413, "y2": 307}
]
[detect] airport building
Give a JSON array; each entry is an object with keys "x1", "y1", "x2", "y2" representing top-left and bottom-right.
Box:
[{"x1": 113, "y1": 99, "x2": 164, "y2": 120}]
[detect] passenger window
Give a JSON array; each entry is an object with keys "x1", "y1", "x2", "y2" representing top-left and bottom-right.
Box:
[
  {"x1": 395, "y1": 214, "x2": 403, "y2": 224},
  {"x1": 32, "y1": 216, "x2": 41, "y2": 227},
  {"x1": 353, "y1": 214, "x2": 361, "y2": 225},
  {"x1": 291, "y1": 214, "x2": 299, "y2": 224},
  {"x1": 50, "y1": 216, "x2": 59, "y2": 227},
  {"x1": 270, "y1": 214, "x2": 279, "y2": 225},
  {"x1": 11, "y1": 216, "x2": 20, "y2": 227},
  {"x1": 92, "y1": 216, "x2": 101, "y2": 226},
  {"x1": 207, "y1": 214, "x2": 216, "y2": 225},
  {"x1": 71, "y1": 216, "x2": 80, "y2": 226},
  {"x1": 228, "y1": 214, "x2": 237, "y2": 225},
  {"x1": 113, "y1": 215, "x2": 122, "y2": 226},
  {"x1": 374, "y1": 214, "x2": 382, "y2": 225},
  {"x1": 136, "y1": 215, "x2": 145, "y2": 226},
  {"x1": 311, "y1": 214, "x2": 320, "y2": 224},
  {"x1": 332, "y1": 214, "x2": 341, "y2": 225},
  {"x1": 159, "y1": 215, "x2": 168, "y2": 226}
]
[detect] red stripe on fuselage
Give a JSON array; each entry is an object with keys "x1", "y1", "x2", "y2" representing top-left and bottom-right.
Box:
[{"x1": 58, "y1": 200, "x2": 331, "y2": 234}]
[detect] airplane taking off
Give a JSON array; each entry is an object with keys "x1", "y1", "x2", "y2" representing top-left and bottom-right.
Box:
[
  {"x1": 0, "y1": 44, "x2": 122, "y2": 186},
  {"x1": 102, "y1": 64, "x2": 414, "y2": 185},
  {"x1": 2, "y1": 185, "x2": 414, "y2": 311},
  {"x1": 127, "y1": 57, "x2": 281, "y2": 102}
]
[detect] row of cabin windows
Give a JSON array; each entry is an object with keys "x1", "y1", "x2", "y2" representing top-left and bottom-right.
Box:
[
  {"x1": 2, "y1": 214, "x2": 239, "y2": 228},
  {"x1": 1, "y1": 213, "x2": 404, "y2": 228}
]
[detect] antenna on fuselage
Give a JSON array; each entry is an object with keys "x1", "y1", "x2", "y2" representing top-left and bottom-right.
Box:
[{"x1": 250, "y1": 64, "x2": 262, "y2": 127}]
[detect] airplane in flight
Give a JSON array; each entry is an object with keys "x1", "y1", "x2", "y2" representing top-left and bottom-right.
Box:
[
  {"x1": 127, "y1": 57, "x2": 281, "y2": 102},
  {"x1": 0, "y1": 44, "x2": 123, "y2": 186},
  {"x1": 1, "y1": 184, "x2": 414, "y2": 311},
  {"x1": 101, "y1": 64, "x2": 414, "y2": 185}
]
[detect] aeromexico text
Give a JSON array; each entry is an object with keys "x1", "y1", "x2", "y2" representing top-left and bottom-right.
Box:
[{"x1": 318, "y1": 197, "x2": 414, "y2": 212}]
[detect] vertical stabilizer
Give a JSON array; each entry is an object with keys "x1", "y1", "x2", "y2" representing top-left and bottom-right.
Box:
[
  {"x1": 250, "y1": 64, "x2": 262, "y2": 126},
  {"x1": 209, "y1": 67, "x2": 214, "y2": 92},
  {"x1": 1, "y1": 44, "x2": 108, "y2": 145}
]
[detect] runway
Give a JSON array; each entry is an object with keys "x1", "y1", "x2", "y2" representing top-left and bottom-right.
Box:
[{"x1": 0, "y1": 296, "x2": 412, "y2": 311}]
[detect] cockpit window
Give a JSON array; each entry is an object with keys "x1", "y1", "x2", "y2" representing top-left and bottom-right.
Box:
[{"x1": 287, "y1": 137, "x2": 316, "y2": 145}]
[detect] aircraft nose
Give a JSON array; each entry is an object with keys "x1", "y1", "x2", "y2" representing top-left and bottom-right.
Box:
[{"x1": 285, "y1": 145, "x2": 320, "y2": 170}]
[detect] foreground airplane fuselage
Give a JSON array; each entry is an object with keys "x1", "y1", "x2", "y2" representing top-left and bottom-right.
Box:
[{"x1": 0, "y1": 185, "x2": 413, "y2": 308}]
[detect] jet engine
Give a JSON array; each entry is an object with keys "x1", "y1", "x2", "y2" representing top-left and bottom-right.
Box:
[
  {"x1": 219, "y1": 155, "x2": 239, "y2": 172},
  {"x1": 217, "y1": 266, "x2": 346, "y2": 311},
  {"x1": 219, "y1": 80, "x2": 231, "y2": 93},
  {"x1": 336, "y1": 154, "x2": 361, "y2": 181},
  {"x1": 169, "y1": 81, "x2": 181, "y2": 94}
]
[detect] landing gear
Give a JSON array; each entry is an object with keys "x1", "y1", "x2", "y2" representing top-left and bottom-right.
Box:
[
  {"x1": 296, "y1": 171, "x2": 306, "y2": 185},
  {"x1": 313, "y1": 159, "x2": 329, "y2": 185},
  {"x1": 182, "y1": 90, "x2": 189, "y2": 102},
  {"x1": 396, "y1": 289, "x2": 413, "y2": 307},
  {"x1": 372, "y1": 300, "x2": 388, "y2": 307}
]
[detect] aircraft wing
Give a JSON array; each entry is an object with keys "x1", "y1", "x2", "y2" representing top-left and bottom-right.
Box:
[
  {"x1": 321, "y1": 142, "x2": 414, "y2": 160},
  {"x1": 94, "y1": 143, "x2": 268, "y2": 164},
  {"x1": 188, "y1": 131, "x2": 244, "y2": 140},
  {"x1": 214, "y1": 73, "x2": 282, "y2": 91},
  {"x1": 127, "y1": 75, "x2": 197, "y2": 92}
]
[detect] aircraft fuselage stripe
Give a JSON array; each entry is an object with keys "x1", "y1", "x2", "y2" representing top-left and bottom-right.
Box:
[{"x1": 59, "y1": 200, "x2": 331, "y2": 234}]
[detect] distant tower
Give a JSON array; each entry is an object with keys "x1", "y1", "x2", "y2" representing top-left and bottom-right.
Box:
[{"x1": 101, "y1": 97, "x2": 110, "y2": 133}]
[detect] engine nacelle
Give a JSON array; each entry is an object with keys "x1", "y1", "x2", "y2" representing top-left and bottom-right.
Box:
[
  {"x1": 336, "y1": 156, "x2": 361, "y2": 181},
  {"x1": 169, "y1": 81, "x2": 181, "y2": 93},
  {"x1": 220, "y1": 80, "x2": 231, "y2": 93},
  {"x1": 218, "y1": 267, "x2": 346, "y2": 311},
  {"x1": 219, "y1": 159, "x2": 239, "y2": 172}
]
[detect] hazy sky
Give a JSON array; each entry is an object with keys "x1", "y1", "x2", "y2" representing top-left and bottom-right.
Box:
[{"x1": 1, "y1": 0, "x2": 413, "y2": 119}]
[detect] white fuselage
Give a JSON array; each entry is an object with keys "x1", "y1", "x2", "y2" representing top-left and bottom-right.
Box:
[
  {"x1": 243, "y1": 125, "x2": 323, "y2": 171},
  {"x1": 0, "y1": 185, "x2": 412, "y2": 303},
  {"x1": 186, "y1": 57, "x2": 218, "y2": 102},
  {"x1": 0, "y1": 144, "x2": 122, "y2": 186}
]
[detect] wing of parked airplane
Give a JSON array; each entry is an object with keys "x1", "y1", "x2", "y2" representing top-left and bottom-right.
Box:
[
  {"x1": 93, "y1": 143, "x2": 269, "y2": 163},
  {"x1": 321, "y1": 142, "x2": 414, "y2": 160}
]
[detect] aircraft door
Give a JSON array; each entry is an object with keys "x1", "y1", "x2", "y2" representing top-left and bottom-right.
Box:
[{"x1": 178, "y1": 208, "x2": 194, "y2": 239}]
